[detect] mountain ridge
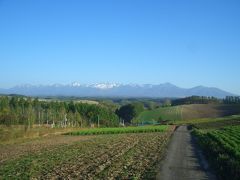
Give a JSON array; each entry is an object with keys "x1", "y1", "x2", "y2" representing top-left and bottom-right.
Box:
[{"x1": 0, "y1": 82, "x2": 236, "y2": 98}]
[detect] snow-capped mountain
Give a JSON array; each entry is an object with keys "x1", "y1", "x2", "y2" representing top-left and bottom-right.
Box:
[
  {"x1": 71, "y1": 82, "x2": 81, "y2": 87},
  {"x1": 89, "y1": 83, "x2": 121, "y2": 89},
  {"x1": 70, "y1": 82, "x2": 120, "y2": 89},
  {"x1": 0, "y1": 82, "x2": 236, "y2": 98}
]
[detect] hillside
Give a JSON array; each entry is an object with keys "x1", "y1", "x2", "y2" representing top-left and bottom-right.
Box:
[{"x1": 137, "y1": 104, "x2": 240, "y2": 123}]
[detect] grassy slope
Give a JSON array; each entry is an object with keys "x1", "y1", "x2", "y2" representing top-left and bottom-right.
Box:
[
  {"x1": 137, "y1": 104, "x2": 240, "y2": 123},
  {"x1": 137, "y1": 106, "x2": 182, "y2": 123}
]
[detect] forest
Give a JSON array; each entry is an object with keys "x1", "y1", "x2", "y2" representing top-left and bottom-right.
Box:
[{"x1": 0, "y1": 96, "x2": 119, "y2": 129}]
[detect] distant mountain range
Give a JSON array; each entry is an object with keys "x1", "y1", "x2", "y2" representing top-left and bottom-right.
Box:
[{"x1": 0, "y1": 82, "x2": 236, "y2": 98}]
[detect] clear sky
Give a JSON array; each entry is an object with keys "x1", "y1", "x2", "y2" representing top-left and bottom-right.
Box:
[{"x1": 0, "y1": 0, "x2": 240, "y2": 94}]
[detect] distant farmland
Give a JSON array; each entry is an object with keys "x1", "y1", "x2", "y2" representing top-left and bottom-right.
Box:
[{"x1": 137, "y1": 104, "x2": 240, "y2": 123}]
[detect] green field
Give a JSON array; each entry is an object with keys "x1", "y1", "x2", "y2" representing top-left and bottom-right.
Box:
[
  {"x1": 67, "y1": 125, "x2": 169, "y2": 135},
  {"x1": 136, "y1": 106, "x2": 182, "y2": 123},
  {"x1": 176, "y1": 115, "x2": 240, "y2": 127},
  {"x1": 193, "y1": 125, "x2": 240, "y2": 180},
  {"x1": 190, "y1": 116, "x2": 240, "y2": 129},
  {"x1": 191, "y1": 115, "x2": 240, "y2": 180},
  {"x1": 136, "y1": 104, "x2": 240, "y2": 124}
]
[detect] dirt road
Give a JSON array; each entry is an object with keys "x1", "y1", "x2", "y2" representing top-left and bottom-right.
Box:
[{"x1": 156, "y1": 126, "x2": 216, "y2": 180}]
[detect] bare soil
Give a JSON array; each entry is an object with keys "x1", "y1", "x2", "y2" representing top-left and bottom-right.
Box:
[{"x1": 0, "y1": 135, "x2": 93, "y2": 164}]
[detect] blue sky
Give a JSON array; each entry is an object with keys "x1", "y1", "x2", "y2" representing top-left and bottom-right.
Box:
[{"x1": 0, "y1": 0, "x2": 240, "y2": 94}]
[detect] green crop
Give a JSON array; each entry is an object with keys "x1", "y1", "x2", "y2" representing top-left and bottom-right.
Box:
[
  {"x1": 67, "y1": 125, "x2": 168, "y2": 136},
  {"x1": 193, "y1": 125, "x2": 240, "y2": 180}
]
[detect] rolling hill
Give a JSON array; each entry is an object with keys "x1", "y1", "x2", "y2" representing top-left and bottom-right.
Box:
[{"x1": 136, "y1": 104, "x2": 240, "y2": 123}]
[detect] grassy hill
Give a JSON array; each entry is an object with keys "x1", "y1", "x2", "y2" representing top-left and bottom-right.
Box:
[{"x1": 136, "y1": 104, "x2": 240, "y2": 123}]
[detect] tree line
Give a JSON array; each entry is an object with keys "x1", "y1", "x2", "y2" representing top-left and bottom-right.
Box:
[
  {"x1": 171, "y1": 96, "x2": 221, "y2": 106},
  {"x1": 0, "y1": 96, "x2": 119, "y2": 129},
  {"x1": 223, "y1": 96, "x2": 240, "y2": 104},
  {"x1": 172, "y1": 96, "x2": 240, "y2": 106}
]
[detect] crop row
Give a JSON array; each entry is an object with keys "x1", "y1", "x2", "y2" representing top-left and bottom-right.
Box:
[
  {"x1": 0, "y1": 126, "x2": 175, "y2": 179},
  {"x1": 193, "y1": 126, "x2": 240, "y2": 180},
  {"x1": 67, "y1": 125, "x2": 168, "y2": 135}
]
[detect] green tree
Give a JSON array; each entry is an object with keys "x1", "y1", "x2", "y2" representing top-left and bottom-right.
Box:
[{"x1": 116, "y1": 103, "x2": 144, "y2": 124}]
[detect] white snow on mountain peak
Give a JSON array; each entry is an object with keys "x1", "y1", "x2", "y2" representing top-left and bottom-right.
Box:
[
  {"x1": 71, "y1": 82, "x2": 81, "y2": 87},
  {"x1": 70, "y1": 82, "x2": 120, "y2": 89},
  {"x1": 91, "y1": 83, "x2": 121, "y2": 89}
]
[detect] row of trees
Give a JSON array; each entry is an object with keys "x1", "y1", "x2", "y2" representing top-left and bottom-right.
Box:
[
  {"x1": 172, "y1": 96, "x2": 240, "y2": 106},
  {"x1": 172, "y1": 96, "x2": 221, "y2": 106},
  {"x1": 0, "y1": 96, "x2": 119, "y2": 129},
  {"x1": 223, "y1": 96, "x2": 240, "y2": 104}
]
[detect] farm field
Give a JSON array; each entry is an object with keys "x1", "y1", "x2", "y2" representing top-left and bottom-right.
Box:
[
  {"x1": 0, "y1": 135, "x2": 94, "y2": 164},
  {"x1": 137, "y1": 104, "x2": 240, "y2": 124},
  {"x1": 190, "y1": 115, "x2": 240, "y2": 129},
  {"x1": 0, "y1": 125, "x2": 175, "y2": 179},
  {"x1": 193, "y1": 125, "x2": 240, "y2": 180},
  {"x1": 136, "y1": 105, "x2": 182, "y2": 123},
  {"x1": 192, "y1": 115, "x2": 240, "y2": 180},
  {"x1": 176, "y1": 115, "x2": 240, "y2": 127},
  {"x1": 67, "y1": 125, "x2": 168, "y2": 135}
]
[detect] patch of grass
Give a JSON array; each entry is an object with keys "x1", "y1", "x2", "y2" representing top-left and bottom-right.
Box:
[
  {"x1": 192, "y1": 117, "x2": 240, "y2": 129},
  {"x1": 67, "y1": 125, "x2": 169, "y2": 136},
  {"x1": 0, "y1": 125, "x2": 82, "y2": 144},
  {"x1": 136, "y1": 106, "x2": 182, "y2": 123},
  {"x1": 177, "y1": 115, "x2": 240, "y2": 130}
]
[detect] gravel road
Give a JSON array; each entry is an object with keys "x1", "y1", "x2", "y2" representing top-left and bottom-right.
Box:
[{"x1": 156, "y1": 126, "x2": 216, "y2": 180}]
